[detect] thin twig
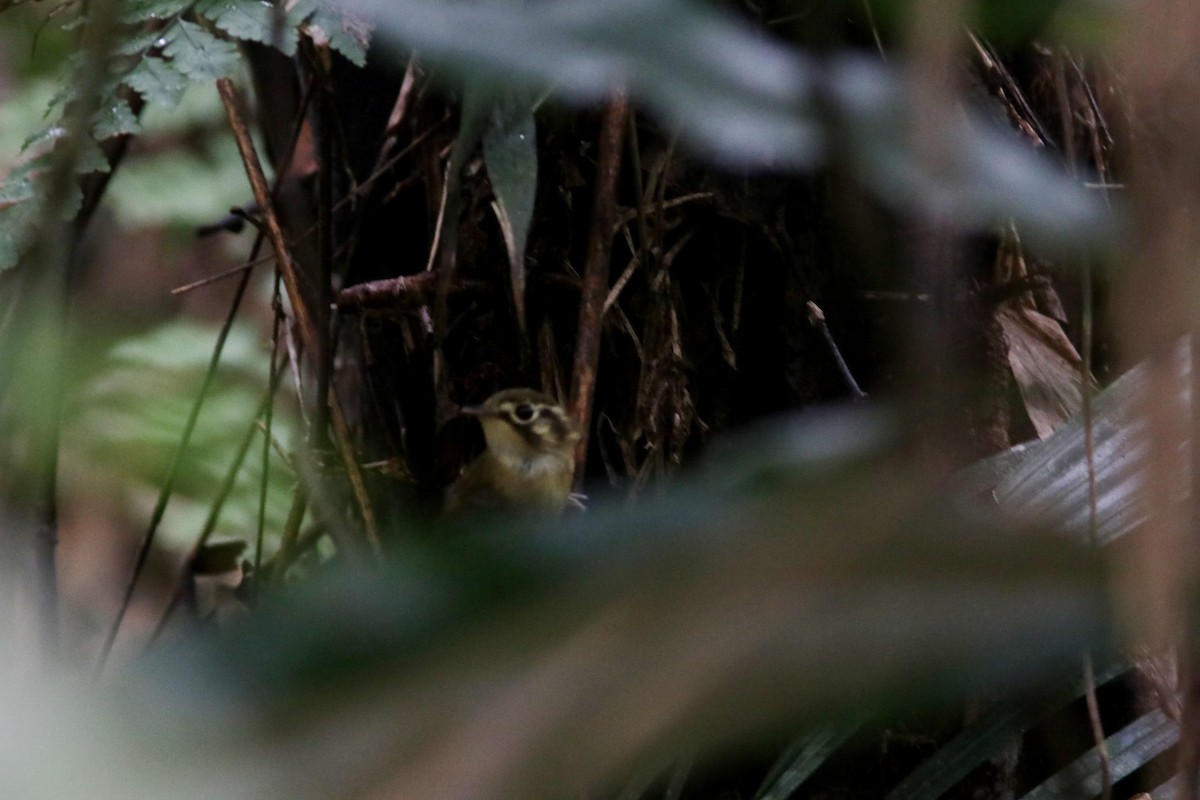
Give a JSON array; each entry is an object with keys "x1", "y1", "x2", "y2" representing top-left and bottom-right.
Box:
[
  {"x1": 149, "y1": 368, "x2": 284, "y2": 643},
  {"x1": 328, "y1": 386, "x2": 382, "y2": 552},
  {"x1": 1054, "y1": 53, "x2": 1079, "y2": 171},
  {"x1": 254, "y1": 276, "x2": 285, "y2": 592},
  {"x1": 807, "y1": 301, "x2": 868, "y2": 401},
  {"x1": 283, "y1": 317, "x2": 309, "y2": 429},
  {"x1": 339, "y1": 60, "x2": 421, "y2": 272},
  {"x1": 1082, "y1": 654, "x2": 1112, "y2": 800},
  {"x1": 336, "y1": 272, "x2": 489, "y2": 311},
  {"x1": 383, "y1": 60, "x2": 418, "y2": 141},
  {"x1": 271, "y1": 511, "x2": 321, "y2": 578},
  {"x1": 707, "y1": 284, "x2": 737, "y2": 370},
  {"x1": 862, "y1": 0, "x2": 887, "y2": 60},
  {"x1": 347, "y1": 115, "x2": 449, "y2": 209},
  {"x1": 217, "y1": 78, "x2": 381, "y2": 556},
  {"x1": 170, "y1": 252, "x2": 275, "y2": 295},
  {"x1": 180, "y1": 120, "x2": 446, "y2": 299},
  {"x1": 626, "y1": 111, "x2": 651, "y2": 297},
  {"x1": 602, "y1": 252, "x2": 640, "y2": 316},
  {"x1": 568, "y1": 95, "x2": 629, "y2": 483},
  {"x1": 313, "y1": 54, "x2": 336, "y2": 452},
  {"x1": 1057, "y1": 53, "x2": 1112, "y2": 800},
  {"x1": 1069, "y1": 56, "x2": 1114, "y2": 147},
  {"x1": 217, "y1": 79, "x2": 318, "y2": 352},
  {"x1": 968, "y1": 32, "x2": 1052, "y2": 148},
  {"x1": 612, "y1": 191, "x2": 714, "y2": 233},
  {"x1": 425, "y1": 152, "x2": 452, "y2": 276},
  {"x1": 431, "y1": 93, "x2": 489, "y2": 354},
  {"x1": 95, "y1": 238, "x2": 258, "y2": 677},
  {"x1": 93, "y1": 73, "x2": 315, "y2": 678},
  {"x1": 26, "y1": 0, "x2": 127, "y2": 658}
]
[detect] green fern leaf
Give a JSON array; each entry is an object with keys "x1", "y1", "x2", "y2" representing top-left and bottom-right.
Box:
[
  {"x1": 164, "y1": 20, "x2": 240, "y2": 81},
  {"x1": 116, "y1": 26, "x2": 175, "y2": 56},
  {"x1": 119, "y1": 0, "x2": 192, "y2": 24},
  {"x1": 0, "y1": 196, "x2": 41, "y2": 270},
  {"x1": 292, "y1": 0, "x2": 368, "y2": 66},
  {"x1": 20, "y1": 125, "x2": 111, "y2": 174},
  {"x1": 91, "y1": 97, "x2": 142, "y2": 140},
  {"x1": 195, "y1": 0, "x2": 301, "y2": 55},
  {"x1": 0, "y1": 155, "x2": 86, "y2": 270},
  {"x1": 125, "y1": 55, "x2": 190, "y2": 106}
]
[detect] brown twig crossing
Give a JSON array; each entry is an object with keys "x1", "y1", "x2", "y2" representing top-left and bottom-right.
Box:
[{"x1": 217, "y1": 79, "x2": 381, "y2": 555}]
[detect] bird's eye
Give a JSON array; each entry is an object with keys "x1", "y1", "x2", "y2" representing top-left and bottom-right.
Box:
[{"x1": 512, "y1": 404, "x2": 536, "y2": 422}]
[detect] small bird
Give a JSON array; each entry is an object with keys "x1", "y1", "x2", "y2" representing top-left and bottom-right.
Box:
[{"x1": 444, "y1": 388, "x2": 581, "y2": 516}]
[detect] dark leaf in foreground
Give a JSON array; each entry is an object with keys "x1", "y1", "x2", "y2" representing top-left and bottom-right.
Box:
[{"x1": 117, "y1": 412, "x2": 1110, "y2": 799}]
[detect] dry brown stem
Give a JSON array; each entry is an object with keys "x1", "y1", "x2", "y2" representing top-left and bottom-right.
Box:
[
  {"x1": 568, "y1": 95, "x2": 630, "y2": 481},
  {"x1": 217, "y1": 78, "x2": 381, "y2": 556}
]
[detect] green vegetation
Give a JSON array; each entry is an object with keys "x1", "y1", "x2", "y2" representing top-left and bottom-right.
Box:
[{"x1": 0, "y1": 0, "x2": 1192, "y2": 798}]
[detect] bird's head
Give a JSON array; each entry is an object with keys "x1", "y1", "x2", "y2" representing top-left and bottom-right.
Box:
[{"x1": 460, "y1": 388, "x2": 581, "y2": 464}]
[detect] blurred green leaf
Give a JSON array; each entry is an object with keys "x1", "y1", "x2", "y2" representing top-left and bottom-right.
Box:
[
  {"x1": 21, "y1": 123, "x2": 110, "y2": 175},
  {"x1": 858, "y1": 0, "x2": 1116, "y2": 45},
  {"x1": 0, "y1": 151, "x2": 87, "y2": 270},
  {"x1": 91, "y1": 96, "x2": 142, "y2": 140},
  {"x1": 124, "y1": 56, "x2": 191, "y2": 107},
  {"x1": 60, "y1": 322, "x2": 297, "y2": 555},
  {"x1": 119, "y1": 0, "x2": 191, "y2": 23},
  {"x1": 481, "y1": 90, "x2": 538, "y2": 335},
  {"x1": 0, "y1": 79, "x2": 56, "y2": 166},
  {"x1": 339, "y1": 0, "x2": 1108, "y2": 245},
  {"x1": 106, "y1": 132, "x2": 251, "y2": 227},
  {"x1": 294, "y1": 0, "x2": 369, "y2": 66},
  {"x1": 824, "y1": 55, "x2": 1108, "y2": 250},
  {"x1": 125, "y1": 439, "x2": 1110, "y2": 798},
  {"x1": 195, "y1": 0, "x2": 301, "y2": 55},
  {"x1": 0, "y1": 157, "x2": 50, "y2": 271},
  {"x1": 163, "y1": 20, "x2": 241, "y2": 81},
  {"x1": 341, "y1": 0, "x2": 822, "y2": 167},
  {"x1": 0, "y1": 402, "x2": 1120, "y2": 799}
]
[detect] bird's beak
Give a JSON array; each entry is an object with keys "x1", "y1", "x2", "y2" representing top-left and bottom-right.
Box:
[{"x1": 459, "y1": 405, "x2": 488, "y2": 418}]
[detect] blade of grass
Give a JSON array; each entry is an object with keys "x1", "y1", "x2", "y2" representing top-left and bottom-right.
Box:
[
  {"x1": 886, "y1": 654, "x2": 1127, "y2": 800},
  {"x1": 755, "y1": 712, "x2": 870, "y2": 800},
  {"x1": 1019, "y1": 710, "x2": 1178, "y2": 800}
]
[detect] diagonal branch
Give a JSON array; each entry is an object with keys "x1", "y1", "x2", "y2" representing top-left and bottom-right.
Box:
[{"x1": 218, "y1": 80, "x2": 381, "y2": 553}]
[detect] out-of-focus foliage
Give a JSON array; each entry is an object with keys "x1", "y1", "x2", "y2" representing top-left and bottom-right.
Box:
[
  {"x1": 106, "y1": 85, "x2": 253, "y2": 227},
  {"x1": 344, "y1": 0, "x2": 1107, "y2": 249},
  {"x1": 0, "y1": 81, "x2": 56, "y2": 170},
  {"x1": 0, "y1": 0, "x2": 1117, "y2": 269},
  {"x1": 0, "y1": 0, "x2": 365, "y2": 269},
  {"x1": 477, "y1": 89, "x2": 538, "y2": 333},
  {"x1": 822, "y1": 54, "x2": 1110, "y2": 249},
  {"x1": 883, "y1": 655, "x2": 1127, "y2": 800},
  {"x1": 47, "y1": 321, "x2": 296, "y2": 555},
  {"x1": 858, "y1": 0, "x2": 1118, "y2": 44},
  {"x1": 0, "y1": 0, "x2": 1170, "y2": 798},
  {"x1": 2, "y1": 78, "x2": 254, "y2": 233},
  {"x1": 1021, "y1": 710, "x2": 1177, "y2": 800},
  {"x1": 755, "y1": 716, "x2": 868, "y2": 800},
  {"x1": 1, "y1": 412, "x2": 1114, "y2": 799},
  {"x1": 991, "y1": 349, "x2": 1172, "y2": 546}
]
